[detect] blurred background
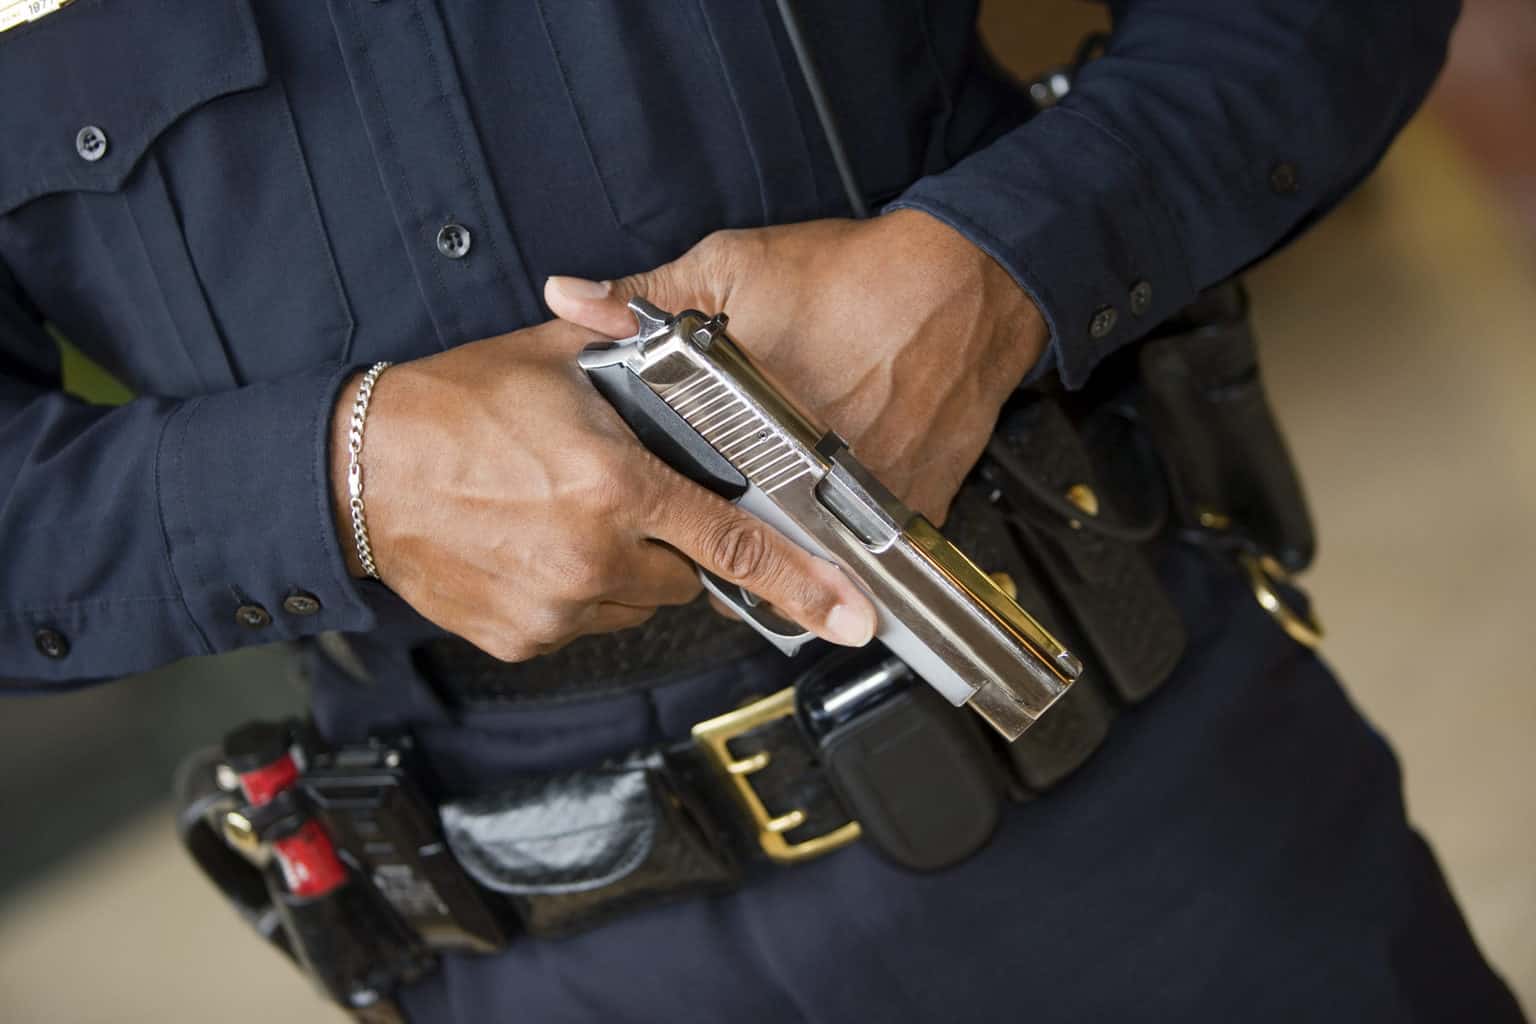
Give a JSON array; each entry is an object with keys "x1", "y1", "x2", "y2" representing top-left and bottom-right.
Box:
[{"x1": 1, "y1": 2, "x2": 1532, "y2": 1020}]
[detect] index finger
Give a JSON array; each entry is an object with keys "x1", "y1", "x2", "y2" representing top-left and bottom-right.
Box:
[{"x1": 647, "y1": 476, "x2": 877, "y2": 649}]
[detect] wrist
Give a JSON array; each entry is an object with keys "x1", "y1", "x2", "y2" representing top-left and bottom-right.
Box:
[
  {"x1": 881, "y1": 207, "x2": 1047, "y2": 390},
  {"x1": 981, "y1": 259, "x2": 1048, "y2": 391}
]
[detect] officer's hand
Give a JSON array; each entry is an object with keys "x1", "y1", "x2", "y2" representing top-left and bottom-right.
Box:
[
  {"x1": 328, "y1": 319, "x2": 876, "y2": 662},
  {"x1": 544, "y1": 210, "x2": 1048, "y2": 524}
]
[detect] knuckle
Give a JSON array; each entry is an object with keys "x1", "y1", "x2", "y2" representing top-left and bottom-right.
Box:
[
  {"x1": 613, "y1": 271, "x2": 651, "y2": 302},
  {"x1": 526, "y1": 606, "x2": 577, "y2": 646},
  {"x1": 483, "y1": 637, "x2": 535, "y2": 664},
  {"x1": 544, "y1": 535, "x2": 615, "y2": 600},
  {"x1": 692, "y1": 231, "x2": 742, "y2": 283},
  {"x1": 551, "y1": 554, "x2": 604, "y2": 600},
  {"x1": 707, "y1": 519, "x2": 772, "y2": 582},
  {"x1": 616, "y1": 606, "x2": 658, "y2": 633},
  {"x1": 692, "y1": 230, "x2": 730, "y2": 262}
]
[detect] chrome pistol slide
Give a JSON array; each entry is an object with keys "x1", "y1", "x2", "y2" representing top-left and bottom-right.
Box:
[{"x1": 578, "y1": 299, "x2": 1082, "y2": 741}]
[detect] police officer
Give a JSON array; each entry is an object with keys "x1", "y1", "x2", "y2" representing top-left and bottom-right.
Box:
[{"x1": 0, "y1": 0, "x2": 1524, "y2": 1021}]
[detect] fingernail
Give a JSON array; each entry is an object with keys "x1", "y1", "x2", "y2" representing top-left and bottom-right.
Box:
[
  {"x1": 825, "y1": 602, "x2": 876, "y2": 647},
  {"x1": 546, "y1": 275, "x2": 611, "y2": 302}
]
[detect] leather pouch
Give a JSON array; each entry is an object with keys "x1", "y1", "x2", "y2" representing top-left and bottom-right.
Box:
[
  {"x1": 817, "y1": 680, "x2": 1006, "y2": 871},
  {"x1": 943, "y1": 481, "x2": 1122, "y2": 794},
  {"x1": 988, "y1": 398, "x2": 1186, "y2": 704},
  {"x1": 1005, "y1": 670, "x2": 1117, "y2": 793},
  {"x1": 440, "y1": 756, "x2": 738, "y2": 937}
]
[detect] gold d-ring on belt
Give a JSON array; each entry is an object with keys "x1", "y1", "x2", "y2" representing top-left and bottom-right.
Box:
[{"x1": 1238, "y1": 551, "x2": 1324, "y2": 649}]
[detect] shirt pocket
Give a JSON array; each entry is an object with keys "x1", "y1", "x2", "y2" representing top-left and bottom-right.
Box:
[
  {"x1": 0, "y1": 0, "x2": 352, "y2": 395},
  {"x1": 534, "y1": 0, "x2": 822, "y2": 249}
]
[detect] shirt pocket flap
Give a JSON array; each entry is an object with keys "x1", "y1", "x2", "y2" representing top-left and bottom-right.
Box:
[{"x1": 0, "y1": 0, "x2": 268, "y2": 215}]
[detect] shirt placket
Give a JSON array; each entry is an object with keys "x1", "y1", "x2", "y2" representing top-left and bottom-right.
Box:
[{"x1": 327, "y1": 0, "x2": 536, "y2": 348}]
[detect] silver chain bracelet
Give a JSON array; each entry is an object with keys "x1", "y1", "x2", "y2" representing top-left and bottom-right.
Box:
[{"x1": 347, "y1": 361, "x2": 392, "y2": 580}]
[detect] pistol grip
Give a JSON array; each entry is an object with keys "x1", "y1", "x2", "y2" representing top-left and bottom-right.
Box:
[{"x1": 585, "y1": 363, "x2": 747, "y2": 500}]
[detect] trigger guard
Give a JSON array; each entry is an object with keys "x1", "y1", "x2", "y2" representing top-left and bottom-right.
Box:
[{"x1": 697, "y1": 569, "x2": 816, "y2": 656}]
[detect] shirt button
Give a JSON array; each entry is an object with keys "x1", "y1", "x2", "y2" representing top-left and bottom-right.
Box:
[
  {"x1": 75, "y1": 125, "x2": 108, "y2": 163},
  {"x1": 1088, "y1": 305, "x2": 1118, "y2": 340},
  {"x1": 1129, "y1": 280, "x2": 1153, "y2": 316},
  {"x1": 236, "y1": 603, "x2": 273, "y2": 629},
  {"x1": 282, "y1": 592, "x2": 322, "y2": 617},
  {"x1": 1269, "y1": 162, "x2": 1300, "y2": 195},
  {"x1": 34, "y1": 627, "x2": 70, "y2": 659},
  {"x1": 436, "y1": 223, "x2": 472, "y2": 259}
]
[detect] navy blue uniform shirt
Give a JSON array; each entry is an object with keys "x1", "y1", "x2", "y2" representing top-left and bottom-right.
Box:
[{"x1": 0, "y1": 0, "x2": 1457, "y2": 682}]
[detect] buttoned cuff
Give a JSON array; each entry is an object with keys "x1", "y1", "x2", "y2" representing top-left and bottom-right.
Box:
[
  {"x1": 157, "y1": 363, "x2": 377, "y2": 654},
  {"x1": 886, "y1": 105, "x2": 1194, "y2": 390}
]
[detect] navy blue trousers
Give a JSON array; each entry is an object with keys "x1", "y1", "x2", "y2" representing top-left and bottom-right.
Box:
[{"x1": 313, "y1": 548, "x2": 1524, "y2": 1022}]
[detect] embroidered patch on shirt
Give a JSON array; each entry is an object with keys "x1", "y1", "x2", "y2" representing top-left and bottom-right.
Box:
[{"x1": 0, "y1": 0, "x2": 74, "y2": 35}]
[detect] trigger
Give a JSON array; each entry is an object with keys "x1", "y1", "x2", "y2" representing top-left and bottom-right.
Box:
[{"x1": 697, "y1": 569, "x2": 815, "y2": 656}]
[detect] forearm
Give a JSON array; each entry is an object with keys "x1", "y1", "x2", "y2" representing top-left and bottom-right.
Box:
[{"x1": 892, "y1": 0, "x2": 1460, "y2": 387}]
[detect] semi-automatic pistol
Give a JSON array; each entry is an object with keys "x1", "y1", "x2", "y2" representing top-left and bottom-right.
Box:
[{"x1": 578, "y1": 299, "x2": 1082, "y2": 741}]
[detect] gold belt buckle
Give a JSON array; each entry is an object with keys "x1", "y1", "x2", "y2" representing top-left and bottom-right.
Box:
[{"x1": 691, "y1": 688, "x2": 861, "y2": 864}]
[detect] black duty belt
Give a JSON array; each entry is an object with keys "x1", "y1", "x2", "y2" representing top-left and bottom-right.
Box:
[
  {"x1": 176, "y1": 639, "x2": 1135, "y2": 1022},
  {"x1": 176, "y1": 281, "x2": 1323, "y2": 1022}
]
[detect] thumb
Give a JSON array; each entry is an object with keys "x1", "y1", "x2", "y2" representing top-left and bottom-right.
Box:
[
  {"x1": 544, "y1": 275, "x2": 641, "y2": 339},
  {"x1": 546, "y1": 236, "x2": 731, "y2": 339}
]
